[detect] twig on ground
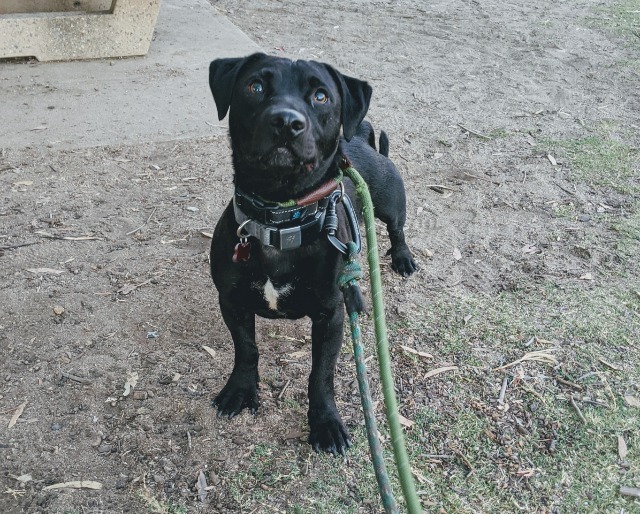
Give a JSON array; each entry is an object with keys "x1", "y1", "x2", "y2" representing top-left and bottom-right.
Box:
[
  {"x1": 555, "y1": 377, "x2": 584, "y2": 391},
  {"x1": 278, "y1": 380, "x2": 291, "y2": 400},
  {"x1": 451, "y1": 447, "x2": 475, "y2": 475},
  {"x1": 61, "y1": 371, "x2": 93, "y2": 385},
  {"x1": 553, "y1": 181, "x2": 578, "y2": 197},
  {"x1": 569, "y1": 395, "x2": 587, "y2": 424},
  {"x1": 462, "y1": 171, "x2": 501, "y2": 184},
  {"x1": 126, "y1": 207, "x2": 157, "y2": 236},
  {"x1": 457, "y1": 123, "x2": 491, "y2": 140},
  {"x1": 498, "y1": 375, "x2": 508, "y2": 404},
  {"x1": 426, "y1": 184, "x2": 457, "y2": 192},
  {"x1": 0, "y1": 242, "x2": 38, "y2": 251}
]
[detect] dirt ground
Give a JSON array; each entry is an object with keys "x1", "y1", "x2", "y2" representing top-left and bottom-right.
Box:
[{"x1": 1, "y1": 1, "x2": 639, "y2": 513}]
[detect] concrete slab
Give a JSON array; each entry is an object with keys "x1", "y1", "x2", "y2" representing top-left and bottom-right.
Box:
[
  {"x1": 0, "y1": 0, "x2": 161, "y2": 62},
  {"x1": 0, "y1": 0, "x2": 260, "y2": 150}
]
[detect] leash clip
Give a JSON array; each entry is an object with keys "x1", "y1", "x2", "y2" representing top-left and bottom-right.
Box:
[{"x1": 325, "y1": 188, "x2": 361, "y2": 255}]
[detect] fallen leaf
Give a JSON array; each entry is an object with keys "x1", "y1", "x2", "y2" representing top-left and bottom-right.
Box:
[
  {"x1": 149, "y1": 164, "x2": 160, "y2": 170},
  {"x1": 13, "y1": 180, "x2": 33, "y2": 186},
  {"x1": 123, "y1": 371, "x2": 139, "y2": 397},
  {"x1": 30, "y1": 125, "x2": 48, "y2": 131},
  {"x1": 26, "y1": 268, "x2": 64, "y2": 275},
  {"x1": 202, "y1": 345, "x2": 217, "y2": 359},
  {"x1": 200, "y1": 231, "x2": 213, "y2": 239},
  {"x1": 15, "y1": 474, "x2": 32, "y2": 484},
  {"x1": 618, "y1": 435, "x2": 628, "y2": 460},
  {"x1": 522, "y1": 244, "x2": 538, "y2": 254},
  {"x1": 59, "y1": 235, "x2": 102, "y2": 241},
  {"x1": 412, "y1": 468, "x2": 428, "y2": 484},
  {"x1": 400, "y1": 345, "x2": 433, "y2": 359},
  {"x1": 424, "y1": 366, "x2": 458, "y2": 379},
  {"x1": 53, "y1": 305, "x2": 65, "y2": 316},
  {"x1": 42, "y1": 480, "x2": 102, "y2": 491},
  {"x1": 398, "y1": 414, "x2": 415, "y2": 428},
  {"x1": 620, "y1": 486, "x2": 640, "y2": 498},
  {"x1": 8, "y1": 402, "x2": 27, "y2": 428},
  {"x1": 547, "y1": 154, "x2": 557, "y2": 166},
  {"x1": 453, "y1": 247, "x2": 462, "y2": 261},
  {"x1": 288, "y1": 350, "x2": 309, "y2": 359},
  {"x1": 579, "y1": 273, "x2": 594, "y2": 280},
  {"x1": 598, "y1": 357, "x2": 622, "y2": 371},
  {"x1": 113, "y1": 157, "x2": 131, "y2": 163},
  {"x1": 494, "y1": 349, "x2": 557, "y2": 371},
  {"x1": 118, "y1": 283, "x2": 137, "y2": 295},
  {"x1": 196, "y1": 470, "x2": 208, "y2": 502},
  {"x1": 624, "y1": 395, "x2": 640, "y2": 408}
]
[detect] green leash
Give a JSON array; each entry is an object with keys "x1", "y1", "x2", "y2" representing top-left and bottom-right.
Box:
[{"x1": 338, "y1": 158, "x2": 422, "y2": 514}]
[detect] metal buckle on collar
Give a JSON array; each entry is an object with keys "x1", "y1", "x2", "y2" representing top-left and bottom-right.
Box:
[{"x1": 233, "y1": 196, "x2": 327, "y2": 251}]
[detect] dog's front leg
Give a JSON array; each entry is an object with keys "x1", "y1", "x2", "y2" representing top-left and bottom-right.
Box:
[
  {"x1": 213, "y1": 301, "x2": 260, "y2": 418},
  {"x1": 308, "y1": 307, "x2": 351, "y2": 455}
]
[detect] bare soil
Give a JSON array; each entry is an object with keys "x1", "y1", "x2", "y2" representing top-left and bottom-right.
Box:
[{"x1": 1, "y1": 1, "x2": 638, "y2": 513}]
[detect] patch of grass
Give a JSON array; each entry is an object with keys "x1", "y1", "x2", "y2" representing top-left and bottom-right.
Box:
[
  {"x1": 587, "y1": 0, "x2": 640, "y2": 46},
  {"x1": 486, "y1": 127, "x2": 511, "y2": 139},
  {"x1": 546, "y1": 135, "x2": 638, "y2": 192},
  {"x1": 138, "y1": 490, "x2": 187, "y2": 514},
  {"x1": 392, "y1": 283, "x2": 640, "y2": 512}
]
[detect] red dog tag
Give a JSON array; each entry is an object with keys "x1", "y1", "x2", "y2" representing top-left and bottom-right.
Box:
[{"x1": 232, "y1": 241, "x2": 251, "y2": 262}]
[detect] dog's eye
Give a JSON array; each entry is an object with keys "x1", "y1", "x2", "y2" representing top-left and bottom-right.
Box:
[
  {"x1": 248, "y1": 80, "x2": 264, "y2": 94},
  {"x1": 313, "y1": 89, "x2": 329, "y2": 104}
]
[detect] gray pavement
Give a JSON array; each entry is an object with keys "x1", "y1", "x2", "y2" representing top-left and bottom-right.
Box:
[{"x1": 0, "y1": 0, "x2": 260, "y2": 149}]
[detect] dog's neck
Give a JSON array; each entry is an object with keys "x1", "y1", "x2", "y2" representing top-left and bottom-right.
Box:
[{"x1": 231, "y1": 148, "x2": 340, "y2": 203}]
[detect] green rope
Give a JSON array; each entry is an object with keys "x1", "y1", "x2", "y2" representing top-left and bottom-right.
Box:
[
  {"x1": 339, "y1": 243, "x2": 399, "y2": 513},
  {"x1": 341, "y1": 162, "x2": 422, "y2": 514}
]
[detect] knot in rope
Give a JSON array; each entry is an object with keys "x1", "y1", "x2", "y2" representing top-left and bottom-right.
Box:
[{"x1": 337, "y1": 241, "x2": 363, "y2": 290}]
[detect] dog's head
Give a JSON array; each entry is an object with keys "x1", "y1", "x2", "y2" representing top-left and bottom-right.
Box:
[{"x1": 209, "y1": 53, "x2": 372, "y2": 197}]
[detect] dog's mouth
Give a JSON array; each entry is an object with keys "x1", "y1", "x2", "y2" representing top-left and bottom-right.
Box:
[{"x1": 259, "y1": 145, "x2": 316, "y2": 173}]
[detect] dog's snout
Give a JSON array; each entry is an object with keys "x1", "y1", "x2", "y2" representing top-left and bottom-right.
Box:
[{"x1": 270, "y1": 108, "x2": 306, "y2": 139}]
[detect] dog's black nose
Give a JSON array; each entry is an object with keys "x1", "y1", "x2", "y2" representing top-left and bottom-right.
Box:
[{"x1": 270, "y1": 108, "x2": 306, "y2": 139}]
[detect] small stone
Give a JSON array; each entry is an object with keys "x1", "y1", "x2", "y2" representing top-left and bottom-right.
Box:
[
  {"x1": 186, "y1": 206, "x2": 199, "y2": 212},
  {"x1": 577, "y1": 214, "x2": 591, "y2": 222},
  {"x1": 50, "y1": 423, "x2": 62, "y2": 431},
  {"x1": 53, "y1": 306, "x2": 65, "y2": 316},
  {"x1": 97, "y1": 444, "x2": 113, "y2": 453},
  {"x1": 133, "y1": 390, "x2": 148, "y2": 401}
]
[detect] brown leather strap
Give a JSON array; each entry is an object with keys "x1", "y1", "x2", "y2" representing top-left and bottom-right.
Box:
[{"x1": 295, "y1": 178, "x2": 339, "y2": 206}]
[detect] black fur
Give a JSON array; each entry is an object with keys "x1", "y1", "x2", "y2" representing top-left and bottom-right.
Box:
[{"x1": 208, "y1": 53, "x2": 416, "y2": 455}]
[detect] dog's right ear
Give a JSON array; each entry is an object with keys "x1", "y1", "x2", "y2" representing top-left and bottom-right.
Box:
[{"x1": 209, "y1": 53, "x2": 265, "y2": 121}]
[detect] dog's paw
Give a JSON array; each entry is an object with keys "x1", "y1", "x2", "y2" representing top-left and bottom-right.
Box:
[
  {"x1": 388, "y1": 245, "x2": 418, "y2": 277},
  {"x1": 213, "y1": 371, "x2": 260, "y2": 418},
  {"x1": 308, "y1": 408, "x2": 352, "y2": 456}
]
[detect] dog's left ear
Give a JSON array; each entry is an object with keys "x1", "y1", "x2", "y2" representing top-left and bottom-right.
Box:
[
  {"x1": 209, "y1": 53, "x2": 266, "y2": 120},
  {"x1": 324, "y1": 65, "x2": 372, "y2": 141}
]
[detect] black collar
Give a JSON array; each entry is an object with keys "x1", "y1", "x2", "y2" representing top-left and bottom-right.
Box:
[{"x1": 233, "y1": 174, "x2": 343, "y2": 251}]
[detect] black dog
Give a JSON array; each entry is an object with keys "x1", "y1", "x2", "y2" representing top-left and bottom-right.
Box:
[{"x1": 208, "y1": 53, "x2": 416, "y2": 455}]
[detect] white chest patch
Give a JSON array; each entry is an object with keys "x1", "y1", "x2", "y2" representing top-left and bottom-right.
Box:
[{"x1": 263, "y1": 278, "x2": 293, "y2": 311}]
